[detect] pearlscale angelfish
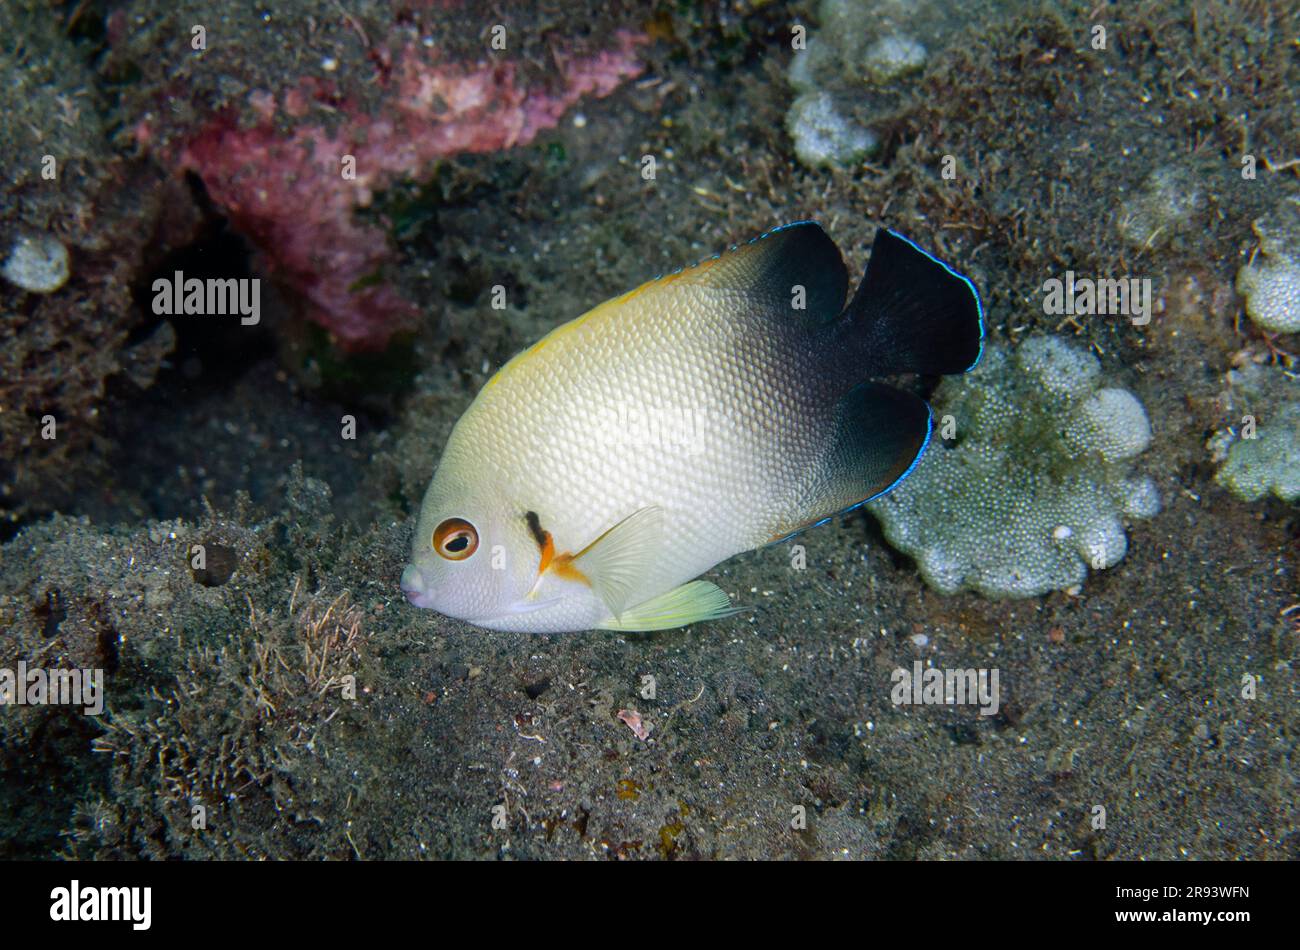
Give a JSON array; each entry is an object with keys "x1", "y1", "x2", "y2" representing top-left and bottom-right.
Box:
[{"x1": 401, "y1": 223, "x2": 983, "y2": 633}]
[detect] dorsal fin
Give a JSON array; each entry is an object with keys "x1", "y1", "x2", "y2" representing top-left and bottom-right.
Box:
[
  {"x1": 617, "y1": 221, "x2": 849, "y2": 325},
  {"x1": 483, "y1": 223, "x2": 848, "y2": 395}
]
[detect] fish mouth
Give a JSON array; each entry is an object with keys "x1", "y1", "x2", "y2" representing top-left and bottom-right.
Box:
[{"x1": 400, "y1": 564, "x2": 436, "y2": 609}]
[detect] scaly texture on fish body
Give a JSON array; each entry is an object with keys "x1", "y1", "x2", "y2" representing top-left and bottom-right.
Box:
[{"x1": 402, "y1": 223, "x2": 983, "y2": 633}]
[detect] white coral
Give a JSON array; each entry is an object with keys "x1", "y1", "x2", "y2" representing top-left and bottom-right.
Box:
[
  {"x1": 868, "y1": 337, "x2": 1160, "y2": 598},
  {"x1": 785, "y1": 91, "x2": 877, "y2": 170},
  {"x1": 1236, "y1": 195, "x2": 1300, "y2": 335},
  {"x1": 1213, "y1": 369, "x2": 1300, "y2": 502}
]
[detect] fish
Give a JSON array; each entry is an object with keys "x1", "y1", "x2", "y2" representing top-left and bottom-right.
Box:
[{"x1": 400, "y1": 222, "x2": 983, "y2": 633}]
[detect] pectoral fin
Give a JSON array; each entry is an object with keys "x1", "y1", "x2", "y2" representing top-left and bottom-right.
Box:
[
  {"x1": 597, "y1": 580, "x2": 742, "y2": 632},
  {"x1": 571, "y1": 506, "x2": 664, "y2": 618}
]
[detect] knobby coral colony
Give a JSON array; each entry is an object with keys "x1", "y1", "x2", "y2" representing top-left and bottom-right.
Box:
[
  {"x1": 1211, "y1": 363, "x2": 1300, "y2": 503},
  {"x1": 1236, "y1": 194, "x2": 1300, "y2": 335},
  {"x1": 869, "y1": 337, "x2": 1160, "y2": 599}
]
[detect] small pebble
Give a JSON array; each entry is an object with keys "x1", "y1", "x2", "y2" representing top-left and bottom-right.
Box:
[{"x1": 2, "y1": 234, "x2": 70, "y2": 293}]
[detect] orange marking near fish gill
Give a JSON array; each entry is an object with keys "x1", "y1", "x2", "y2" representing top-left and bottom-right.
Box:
[
  {"x1": 535, "y1": 528, "x2": 591, "y2": 587},
  {"x1": 551, "y1": 552, "x2": 591, "y2": 586},
  {"x1": 537, "y1": 530, "x2": 555, "y2": 574}
]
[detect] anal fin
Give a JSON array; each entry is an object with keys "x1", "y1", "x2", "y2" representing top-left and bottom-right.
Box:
[
  {"x1": 770, "y1": 381, "x2": 931, "y2": 542},
  {"x1": 597, "y1": 580, "x2": 742, "y2": 632}
]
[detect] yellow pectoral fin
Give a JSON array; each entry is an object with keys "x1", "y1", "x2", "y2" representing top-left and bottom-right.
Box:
[{"x1": 551, "y1": 555, "x2": 591, "y2": 586}]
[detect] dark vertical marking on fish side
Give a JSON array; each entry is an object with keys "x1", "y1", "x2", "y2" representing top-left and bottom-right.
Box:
[
  {"x1": 525, "y1": 511, "x2": 546, "y2": 548},
  {"x1": 827, "y1": 229, "x2": 985, "y2": 380}
]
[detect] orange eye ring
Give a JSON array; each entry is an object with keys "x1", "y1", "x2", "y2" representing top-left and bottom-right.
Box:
[{"x1": 432, "y1": 518, "x2": 478, "y2": 560}]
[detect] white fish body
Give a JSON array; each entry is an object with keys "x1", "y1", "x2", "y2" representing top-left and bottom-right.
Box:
[{"x1": 401, "y1": 223, "x2": 982, "y2": 633}]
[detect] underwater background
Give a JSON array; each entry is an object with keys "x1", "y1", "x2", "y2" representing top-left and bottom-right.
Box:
[{"x1": 1, "y1": 0, "x2": 1296, "y2": 859}]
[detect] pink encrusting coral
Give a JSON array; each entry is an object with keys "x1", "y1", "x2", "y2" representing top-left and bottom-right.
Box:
[{"x1": 176, "y1": 31, "x2": 647, "y2": 350}]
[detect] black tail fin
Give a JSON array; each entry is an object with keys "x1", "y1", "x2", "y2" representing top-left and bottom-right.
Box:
[{"x1": 841, "y1": 229, "x2": 984, "y2": 377}]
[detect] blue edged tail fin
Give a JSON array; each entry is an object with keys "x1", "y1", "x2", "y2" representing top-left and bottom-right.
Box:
[{"x1": 842, "y1": 229, "x2": 984, "y2": 377}]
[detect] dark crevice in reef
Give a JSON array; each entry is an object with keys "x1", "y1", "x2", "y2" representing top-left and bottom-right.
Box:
[
  {"x1": 0, "y1": 710, "x2": 108, "y2": 860},
  {"x1": 128, "y1": 173, "x2": 277, "y2": 388},
  {"x1": 78, "y1": 187, "x2": 388, "y2": 528}
]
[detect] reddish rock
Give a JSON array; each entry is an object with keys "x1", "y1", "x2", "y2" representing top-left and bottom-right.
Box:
[{"x1": 172, "y1": 32, "x2": 647, "y2": 350}]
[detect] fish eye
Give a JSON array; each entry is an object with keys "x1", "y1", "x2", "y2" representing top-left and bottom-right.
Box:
[{"x1": 433, "y1": 518, "x2": 478, "y2": 560}]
